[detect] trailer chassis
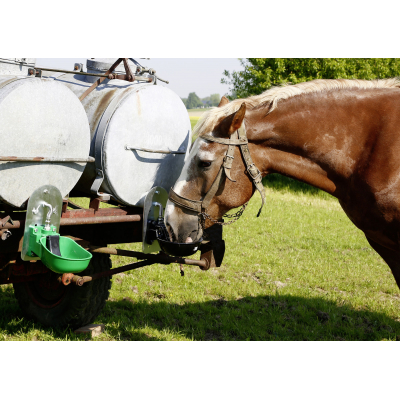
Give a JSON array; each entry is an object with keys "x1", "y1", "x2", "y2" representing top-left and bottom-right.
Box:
[{"x1": 0, "y1": 193, "x2": 223, "y2": 286}]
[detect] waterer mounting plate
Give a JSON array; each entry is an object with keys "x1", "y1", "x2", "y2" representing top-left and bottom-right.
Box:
[{"x1": 142, "y1": 186, "x2": 168, "y2": 254}]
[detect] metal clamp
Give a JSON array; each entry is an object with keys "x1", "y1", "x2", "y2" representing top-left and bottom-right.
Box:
[{"x1": 28, "y1": 68, "x2": 42, "y2": 78}]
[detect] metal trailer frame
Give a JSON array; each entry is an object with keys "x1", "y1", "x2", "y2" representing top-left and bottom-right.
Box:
[{"x1": 0, "y1": 189, "x2": 224, "y2": 287}]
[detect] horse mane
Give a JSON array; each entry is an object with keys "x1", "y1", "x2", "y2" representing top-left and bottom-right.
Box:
[{"x1": 193, "y1": 78, "x2": 400, "y2": 138}]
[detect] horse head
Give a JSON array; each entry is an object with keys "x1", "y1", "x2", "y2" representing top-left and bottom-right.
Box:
[{"x1": 164, "y1": 98, "x2": 257, "y2": 244}]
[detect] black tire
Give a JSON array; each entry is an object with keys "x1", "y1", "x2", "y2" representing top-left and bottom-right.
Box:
[{"x1": 13, "y1": 253, "x2": 112, "y2": 329}]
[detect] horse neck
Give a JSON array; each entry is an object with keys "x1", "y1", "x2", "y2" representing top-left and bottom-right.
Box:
[{"x1": 245, "y1": 91, "x2": 382, "y2": 198}]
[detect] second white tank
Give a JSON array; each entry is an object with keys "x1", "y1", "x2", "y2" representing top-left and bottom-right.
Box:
[{"x1": 49, "y1": 58, "x2": 191, "y2": 206}]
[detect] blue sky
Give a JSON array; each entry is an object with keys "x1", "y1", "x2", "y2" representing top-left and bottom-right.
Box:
[{"x1": 35, "y1": 58, "x2": 243, "y2": 99}]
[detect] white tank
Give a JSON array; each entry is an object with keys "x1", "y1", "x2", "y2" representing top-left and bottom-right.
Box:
[
  {"x1": 0, "y1": 59, "x2": 91, "y2": 208},
  {"x1": 48, "y1": 58, "x2": 191, "y2": 207}
]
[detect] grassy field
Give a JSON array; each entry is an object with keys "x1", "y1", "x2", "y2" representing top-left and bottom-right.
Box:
[
  {"x1": 187, "y1": 108, "x2": 212, "y2": 113},
  {"x1": 0, "y1": 174, "x2": 399, "y2": 341},
  {"x1": 190, "y1": 116, "x2": 200, "y2": 131}
]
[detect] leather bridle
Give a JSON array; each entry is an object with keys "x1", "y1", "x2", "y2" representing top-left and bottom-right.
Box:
[{"x1": 168, "y1": 124, "x2": 266, "y2": 224}]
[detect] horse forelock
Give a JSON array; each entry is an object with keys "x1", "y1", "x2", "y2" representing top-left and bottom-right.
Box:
[{"x1": 192, "y1": 78, "x2": 400, "y2": 139}]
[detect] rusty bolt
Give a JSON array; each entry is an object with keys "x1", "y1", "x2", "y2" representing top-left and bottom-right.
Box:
[
  {"x1": 61, "y1": 273, "x2": 74, "y2": 286},
  {"x1": 74, "y1": 65, "x2": 79, "y2": 70}
]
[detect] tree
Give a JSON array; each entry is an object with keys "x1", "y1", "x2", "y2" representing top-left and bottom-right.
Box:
[
  {"x1": 200, "y1": 94, "x2": 221, "y2": 107},
  {"x1": 181, "y1": 98, "x2": 188, "y2": 107},
  {"x1": 222, "y1": 58, "x2": 400, "y2": 98},
  {"x1": 201, "y1": 95, "x2": 211, "y2": 107},
  {"x1": 209, "y1": 93, "x2": 221, "y2": 107},
  {"x1": 186, "y1": 92, "x2": 203, "y2": 109}
]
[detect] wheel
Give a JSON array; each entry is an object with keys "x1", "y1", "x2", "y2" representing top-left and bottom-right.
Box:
[{"x1": 13, "y1": 253, "x2": 112, "y2": 329}]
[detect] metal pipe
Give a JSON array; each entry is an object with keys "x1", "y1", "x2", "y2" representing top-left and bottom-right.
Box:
[
  {"x1": 35, "y1": 66, "x2": 109, "y2": 77},
  {"x1": 33, "y1": 66, "x2": 154, "y2": 82},
  {"x1": 33, "y1": 66, "x2": 121, "y2": 78},
  {"x1": 73, "y1": 260, "x2": 153, "y2": 286},
  {"x1": 0, "y1": 156, "x2": 95, "y2": 163},
  {"x1": 60, "y1": 215, "x2": 141, "y2": 226},
  {"x1": 89, "y1": 246, "x2": 208, "y2": 268},
  {"x1": 3, "y1": 214, "x2": 141, "y2": 229},
  {"x1": 125, "y1": 146, "x2": 186, "y2": 155}
]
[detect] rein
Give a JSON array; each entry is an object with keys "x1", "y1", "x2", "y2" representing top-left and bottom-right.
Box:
[{"x1": 168, "y1": 124, "x2": 266, "y2": 226}]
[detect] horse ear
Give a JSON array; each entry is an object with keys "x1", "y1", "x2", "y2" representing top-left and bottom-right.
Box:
[
  {"x1": 218, "y1": 96, "x2": 229, "y2": 107},
  {"x1": 228, "y1": 103, "x2": 246, "y2": 135},
  {"x1": 214, "y1": 102, "x2": 246, "y2": 138}
]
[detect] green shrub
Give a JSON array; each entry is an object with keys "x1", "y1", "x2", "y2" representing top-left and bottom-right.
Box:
[{"x1": 222, "y1": 58, "x2": 400, "y2": 98}]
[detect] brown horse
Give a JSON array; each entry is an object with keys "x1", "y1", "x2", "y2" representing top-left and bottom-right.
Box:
[{"x1": 164, "y1": 78, "x2": 400, "y2": 290}]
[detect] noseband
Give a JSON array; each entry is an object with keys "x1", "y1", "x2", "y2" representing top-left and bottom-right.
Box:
[{"x1": 168, "y1": 124, "x2": 266, "y2": 225}]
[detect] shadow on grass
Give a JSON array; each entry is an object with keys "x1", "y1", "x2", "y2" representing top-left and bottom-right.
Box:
[
  {"x1": 1, "y1": 284, "x2": 399, "y2": 341},
  {"x1": 102, "y1": 295, "x2": 400, "y2": 341},
  {"x1": 263, "y1": 174, "x2": 334, "y2": 199}
]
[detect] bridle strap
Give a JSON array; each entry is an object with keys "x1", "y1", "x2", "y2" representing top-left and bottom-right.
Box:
[
  {"x1": 169, "y1": 188, "x2": 202, "y2": 213},
  {"x1": 237, "y1": 125, "x2": 265, "y2": 217},
  {"x1": 169, "y1": 165, "x2": 225, "y2": 213},
  {"x1": 223, "y1": 131, "x2": 237, "y2": 182},
  {"x1": 202, "y1": 134, "x2": 248, "y2": 146},
  {"x1": 201, "y1": 166, "x2": 225, "y2": 210}
]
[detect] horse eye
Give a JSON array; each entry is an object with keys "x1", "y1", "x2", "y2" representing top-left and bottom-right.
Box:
[{"x1": 199, "y1": 161, "x2": 211, "y2": 169}]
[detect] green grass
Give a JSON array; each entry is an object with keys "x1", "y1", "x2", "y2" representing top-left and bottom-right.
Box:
[
  {"x1": 1, "y1": 176, "x2": 400, "y2": 341},
  {"x1": 187, "y1": 108, "x2": 212, "y2": 113},
  {"x1": 190, "y1": 116, "x2": 200, "y2": 131}
]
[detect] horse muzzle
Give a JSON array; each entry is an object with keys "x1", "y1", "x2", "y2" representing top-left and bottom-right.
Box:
[{"x1": 163, "y1": 200, "x2": 203, "y2": 256}]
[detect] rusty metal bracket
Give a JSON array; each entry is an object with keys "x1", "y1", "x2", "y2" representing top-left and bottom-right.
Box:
[
  {"x1": 79, "y1": 58, "x2": 123, "y2": 102},
  {"x1": 28, "y1": 68, "x2": 42, "y2": 78},
  {"x1": 0, "y1": 215, "x2": 13, "y2": 228},
  {"x1": 1, "y1": 214, "x2": 141, "y2": 230},
  {"x1": 0, "y1": 215, "x2": 13, "y2": 240},
  {"x1": 74, "y1": 63, "x2": 84, "y2": 72},
  {"x1": 78, "y1": 58, "x2": 154, "y2": 102}
]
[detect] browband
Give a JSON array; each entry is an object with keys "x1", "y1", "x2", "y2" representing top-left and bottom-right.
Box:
[{"x1": 202, "y1": 134, "x2": 248, "y2": 146}]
